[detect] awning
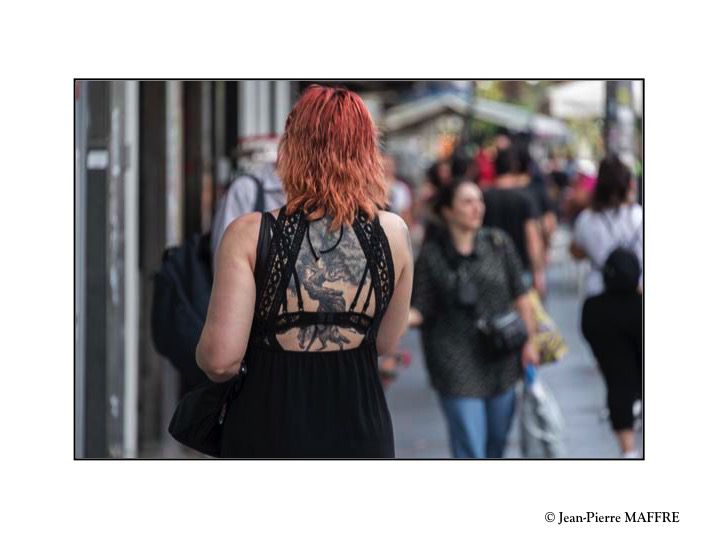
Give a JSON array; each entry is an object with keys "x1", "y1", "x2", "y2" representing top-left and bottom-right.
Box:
[
  {"x1": 548, "y1": 80, "x2": 643, "y2": 119},
  {"x1": 382, "y1": 93, "x2": 569, "y2": 139}
]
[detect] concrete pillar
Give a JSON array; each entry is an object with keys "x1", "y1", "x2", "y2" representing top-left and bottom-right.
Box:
[
  {"x1": 138, "y1": 81, "x2": 168, "y2": 451},
  {"x1": 184, "y1": 81, "x2": 214, "y2": 236},
  {"x1": 83, "y1": 80, "x2": 111, "y2": 458},
  {"x1": 605, "y1": 80, "x2": 636, "y2": 168},
  {"x1": 105, "y1": 81, "x2": 127, "y2": 458},
  {"x1": 274, "y1": 80, "x2": 291, "y2": 135},
  {"x1": 74, "y1": 80, "x2": 88, "y2": 458},
  {"x1": 123, "y1": 81, "x2": 140, "y2": 458},
  {"x1": 161, "y1": 81, "x2": 184, "y2": 448}
]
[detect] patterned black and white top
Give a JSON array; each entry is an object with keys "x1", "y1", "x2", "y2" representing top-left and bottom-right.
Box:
[{"x1": 412, "y1": 226, "x2": 529, "y2": 398}]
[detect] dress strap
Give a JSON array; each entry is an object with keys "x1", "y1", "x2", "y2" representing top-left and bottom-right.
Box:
[
  {"x1": 255, "y1": 206, "x2": 308, "y2": 329},
  {"x1": 351, "y1": 211, "x2": 395, "y2": 338}
]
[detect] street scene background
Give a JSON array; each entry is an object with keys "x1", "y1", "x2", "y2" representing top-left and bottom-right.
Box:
[{"x1": 74, "y1": 80, "x2": 643, "y2": 459}]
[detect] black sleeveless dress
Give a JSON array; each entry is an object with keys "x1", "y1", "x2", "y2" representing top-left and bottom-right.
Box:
[{"x1": 220, "y1": 206, "x2": 396, "y2": 458}]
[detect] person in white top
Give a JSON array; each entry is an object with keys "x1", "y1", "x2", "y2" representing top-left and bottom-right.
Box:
[
  {"x1": 571, "y1": 155, "x2": 643, "y2": 458},
  {"x1": 382, "y1": 153, "x2": 413, "y2": 225},
  {"x1": 211, "y1": 161, "x2": 286, "y2": 268},
  {"x1": 572, "y1": 161, "x2": 642, "y2": 297}
]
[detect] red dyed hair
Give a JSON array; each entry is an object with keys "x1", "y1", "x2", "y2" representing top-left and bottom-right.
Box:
[{"x1": 277, "y1": 85, "x2": 387, "y2": 231}]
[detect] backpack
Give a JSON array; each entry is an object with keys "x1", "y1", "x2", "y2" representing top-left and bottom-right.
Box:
[
  {"x1": 227, "y1": 173, "x2": 266, "y2": 213},
  {"x1": 603, "y1": 246, "x2": 641, "y2": 293},
  {"x1": 596, "y1": 210, "x2": 642, "y2": 293},
  {"x1": 151, "y1": 175, "x2": 265, "y2": 388}
]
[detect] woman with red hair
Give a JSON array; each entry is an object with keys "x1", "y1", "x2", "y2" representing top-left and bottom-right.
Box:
[{"x1": 196, "y1": 85, "x2": 413, "y2": 457}]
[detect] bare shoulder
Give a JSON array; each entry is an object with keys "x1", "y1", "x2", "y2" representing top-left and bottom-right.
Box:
[
  {"x1": 377, "y1": 210, "x2": 412, "y2": 266},
  {"x1": 219, "y1": 211, "x2": 263, "y2": 265},
  {"x1": 225, "y1": 211, "x2": 262, "y2": 239},
  {"x1": 378, "y1": 210, "x2": 409, "y2": 241},
  {"x1": 377, "y1": 209, "x2": 406, "y2": 229}
]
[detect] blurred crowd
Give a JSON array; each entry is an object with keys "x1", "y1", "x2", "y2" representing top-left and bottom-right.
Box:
[
  {"x1": 377, "y1": 128, "x2": 642, "y2": 459},
  {"x1": 184, "y1": 126, "x2": 643, "y2": 459}
]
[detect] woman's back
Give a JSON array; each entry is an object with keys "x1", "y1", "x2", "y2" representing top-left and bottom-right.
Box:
[
  {"x1": 197, "y1": 85, "x2": 413, "y2": 458},
  {"x1": 217, "y1": 206, "x2": 410, "y2": 458},
  {"x1": 573, "y1": 203, "x2": 643, "y2": 296},
  {"x1": 254, "y1": 206, "x2": 395, "y2": 353}
]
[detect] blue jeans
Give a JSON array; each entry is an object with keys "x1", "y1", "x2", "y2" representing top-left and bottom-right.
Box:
[{"x1": 439, "y1": 386, "x2": 517, "y2": 458}]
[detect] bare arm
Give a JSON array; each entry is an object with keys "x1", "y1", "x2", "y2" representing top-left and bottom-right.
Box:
[
  {"x1": 515, "y1": 292, "x2": 540, "y2": 367},
  {"x1": 525, "y1": 218, "x2": 546, "y2": 294},
  {"x1": 376, "y1": 213, "x2": 413, "y2": 356},
  {"x1": 515, "y1": 293, "x2": 538, "y2": 337},
  {"x1": 525, "y1": 218, "x2": 544, "y2": 273},
  {"x1": 196, "y1": 213, "x2": 260, "y2": 382},
  {"x1": 542, "y1": 211, "x2": 557, "y2": 245}
]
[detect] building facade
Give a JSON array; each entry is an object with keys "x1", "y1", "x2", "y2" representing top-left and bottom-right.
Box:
[{"x1": 74, "y1": 80, "x2": 296, "y2": 458}]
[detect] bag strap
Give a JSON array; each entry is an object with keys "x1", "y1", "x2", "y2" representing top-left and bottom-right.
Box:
[
  {"x1": 478, "y1": 229, "x2": 517, "y2": 322},
  {"x1": 254, "y1": 211, "x2": 275, "y2": 288},
  {"x1": 592, "y1": 209, "x2": 641, "y2": 269},
  {"x1": 243, "y1": 211, "x2": 276, "y2": 352},
  {"x1": 247, "y1": 174, "x2": 265, "y2": 213}
]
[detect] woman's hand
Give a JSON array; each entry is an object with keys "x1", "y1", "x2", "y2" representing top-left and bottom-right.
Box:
[
  {"x1": 569, "y1": 241, "x2": 587, "y2": 260},
  {"x1": 379, "y1": 355, "x2": 401, "y2": 388},
  {"x1": 521, "y1": 340, "x2": 540, "y2": 368}
]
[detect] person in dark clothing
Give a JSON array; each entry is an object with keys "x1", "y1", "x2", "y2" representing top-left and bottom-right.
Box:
[
  {"x1": 195, "y1": 85, "x2": 414, "y2": 457},
  {"x1": 516, "y1": 146, "x2": 557, "y2": 264},
  {"x1": 573, "y1": 156, "x2": 643, "y2": 458},
  {"x1": 581, "y1": 251, "x2": 642, "y2": 458},
  {"x1": 482, "y1": 148, "x2": 546, "y2": 294},
  {"x1": 410, "y1": 179, "x2": 540, "y2": 458},
  {"x1": 582, "y1": 292, "x2": 641, "y2": 430}
]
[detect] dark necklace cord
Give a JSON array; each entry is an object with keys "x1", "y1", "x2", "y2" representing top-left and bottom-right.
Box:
[{"x1": 306, "y1": 222, "x2": 344, "y2": 260}]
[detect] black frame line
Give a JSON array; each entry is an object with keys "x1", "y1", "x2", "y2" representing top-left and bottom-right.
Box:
[{"x1": 73, "y1": 78, "x2": 645, "y2": 461}]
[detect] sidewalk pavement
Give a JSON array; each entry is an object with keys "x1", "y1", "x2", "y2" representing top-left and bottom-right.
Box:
[{"x1": 146, "y1": 228, "x2": 643, "y2": 459}]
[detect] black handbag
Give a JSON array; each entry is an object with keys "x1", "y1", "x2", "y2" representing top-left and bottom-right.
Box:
[
  {"x1": 464, "y1": 230, "x2": 528, "y2": 356},
  {"x1": 475, "y1": 310, "x2": 528, "y2": 355},
  {"x1": 168, "y1": 211, "x2": 275, "y2": 457},
  {"x1": 167, "y1": 367, "x2": 246, "y2": 457}
]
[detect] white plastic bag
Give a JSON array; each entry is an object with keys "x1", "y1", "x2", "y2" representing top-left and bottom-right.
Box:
[{"x1": 519, "y1": 366, "x2": 565, "y2": 458}]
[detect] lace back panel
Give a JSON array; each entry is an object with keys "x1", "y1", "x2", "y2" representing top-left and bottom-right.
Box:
[{"x1": 254, "y1": 206, "x2": 394, "y2": 353}]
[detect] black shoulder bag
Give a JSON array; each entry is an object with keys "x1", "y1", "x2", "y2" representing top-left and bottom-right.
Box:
[{"x1": 168, "y1": 211, "x2": 275, "y2": 457}]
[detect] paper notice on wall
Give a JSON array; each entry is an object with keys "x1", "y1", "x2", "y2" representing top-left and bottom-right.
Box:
[{"x1": 87, "y1": 149, "x2": 109, "y2": 170}]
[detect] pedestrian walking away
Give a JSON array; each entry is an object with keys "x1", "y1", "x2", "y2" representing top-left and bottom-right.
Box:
[
  {"x1": 482, "y1": 147, "x2": 546, "y2": 295},
  {"x1": 195, "y1": 85, "x2": 414, "y2": 458},
  {"x1": 572, "y1": 154, "x2": 643, "y2": 458}
]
